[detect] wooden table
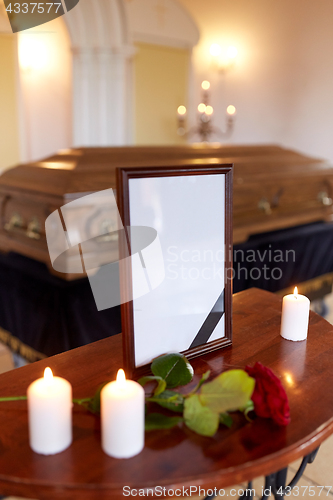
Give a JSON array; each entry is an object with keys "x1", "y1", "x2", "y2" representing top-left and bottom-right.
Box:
[{"x1": 0, "y1": 288, "x2": 333, "y2": 500}]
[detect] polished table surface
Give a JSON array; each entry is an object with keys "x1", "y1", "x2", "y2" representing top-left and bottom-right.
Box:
[{"x1": 0, "y1": 288, "x2": 333, "y2": 499}]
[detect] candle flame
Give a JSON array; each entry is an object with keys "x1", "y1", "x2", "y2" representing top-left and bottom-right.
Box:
[
  {"x1": 177, "y1": 105, "x2": 186, "y2": 116},
  {"x1": 227, "y1": 105, "x2": 236, "y2": 116},
  {"x1": 198, "y1": 103, "x2": 206, "y2": 113},
  {"x1": 116, "y1": 369, "x2": 126, "y2": 384},
  {"x1": 294, "y1": 286, "x2": 298, "y2": 297},
  {"x1": 44, "y1": 367, "x2": 53, "y2": 382},
  {"x1": 205, "y1": 105, "x2": 214, "y2": 116},
  {"x1": 201, "y1": 80, "x2": 210, "y2": 90}
]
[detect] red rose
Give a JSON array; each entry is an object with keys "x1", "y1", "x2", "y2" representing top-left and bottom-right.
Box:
[{"x1": 245, "y1": 362, "x2": 290, "y2": 426}]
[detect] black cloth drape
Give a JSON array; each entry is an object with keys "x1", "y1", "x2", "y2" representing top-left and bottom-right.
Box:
[
  {"x1": 0, "y1": 222, "x2": 333, "y2": 357},
  {"x1": 0, "y1": 252, "x2": 121, "y2": 357},
  {"x1": 233, "y1": 222, "x2": 333, "y2": 293}
]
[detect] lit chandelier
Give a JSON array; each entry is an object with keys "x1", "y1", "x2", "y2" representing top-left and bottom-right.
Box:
[{"x1": 177, "y1": 80, "x2": 236, "y2": 142}]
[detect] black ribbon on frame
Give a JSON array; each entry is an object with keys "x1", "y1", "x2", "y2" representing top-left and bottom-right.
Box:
[{"x1": 189, "y1": 290, "x2": 225, "y2": 349}]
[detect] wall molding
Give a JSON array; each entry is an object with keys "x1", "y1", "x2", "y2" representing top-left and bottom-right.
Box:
[{"x1": 126, "y1": 0, "x2": 199, "y2": 49}]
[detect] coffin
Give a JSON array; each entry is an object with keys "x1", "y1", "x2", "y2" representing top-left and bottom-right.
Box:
[
  {"x1": 0, "y1": 144, "x2": 332, "y2": 281},
  {"x1": 0, "y1": 144, "x2": 333, "y2": 359}
]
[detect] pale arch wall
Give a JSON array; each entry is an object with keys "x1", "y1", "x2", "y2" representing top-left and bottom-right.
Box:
[
  {"x1": 16, "y1": 0, "x2": 134, "y2": 161},
  {"x1": 0, "y1": 32, "x2": 21, "y2": 171},
  {"x1": 18, "y1": 16, "x2": 72, "y2": 162},
  {"x1": 0, "y1": 2, "x2": 21, "y2": 170},
  {"x1": 125, "y1": 0, "x2": 199, "y2": 144},
  {"x1": 62, "y1": 0, "x2": 135, "y2": 146},
  {"x1": 179, "y1": 0, "x2": 333, "y2": 163},
  {"x1": 125, "y1": 0, "x2": 199, "y2": 48},
  {"x1": 62, "y1": 0, "x2": 199, "y2": 147},
  {"x1": 16, "y1": 0, "x2": 200, "y2": 159},
  {"x1": 0, "y1": 0, "x2": 11, "y2": 33}
]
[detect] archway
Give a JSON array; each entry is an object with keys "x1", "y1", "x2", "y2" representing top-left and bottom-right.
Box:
[
  {"x1": 62, "y1": 0, "x2": 200, "y2": 147},
  {"x1": 63, "y1": 0, "x2": 135, "y2": 146},
  {"x1": 15, "y1": 0, "x2": 199, "y2": 159}
]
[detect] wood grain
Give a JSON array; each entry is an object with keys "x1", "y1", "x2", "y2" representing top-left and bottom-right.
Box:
[
  {"x1": 0, "y1": 145, "x2": 332, "y2": 277},
  {"x1": 0, "y1": 289, "x2": 332, "y2": 499}
]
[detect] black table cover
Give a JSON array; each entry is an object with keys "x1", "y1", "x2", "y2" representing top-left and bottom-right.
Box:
[
  {"x1": 0, "y1": 252, "x2": 121, "y2": 358},
  {"x1": 0, "y1": 222, "x2": 332, "y2": 359},
  {"x1": 233, "y1": 221, "x2": 333, "y2": 293}
]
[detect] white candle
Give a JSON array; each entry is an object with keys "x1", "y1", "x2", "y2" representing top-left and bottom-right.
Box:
[
  {"x1": 27, "y1": 367, "x2": 72, "y2": 455},
  {"x1": 101, "y1": 369, "x2": 145, "y2": 459},
  {"x1": 280, "y1": 287, "x2": 310, "y2": 341}
]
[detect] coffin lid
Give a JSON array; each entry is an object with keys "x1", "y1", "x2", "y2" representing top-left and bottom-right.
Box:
[{"x1": 0, "y1": 145, "x2": 330, "y2": 199}]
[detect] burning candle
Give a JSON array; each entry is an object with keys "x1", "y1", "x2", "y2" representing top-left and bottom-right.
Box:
[
  {"x1": 201, "y1": 80, "x2": 211, "y2": 91},
  {"x1": 280, "y1": 287, "x2": 310, "y2": 341},
  {"x1": 227, "y1": 105, "x2": 236, "y2": 116},
  {"x1": 27, "y1": 367, "x2": 72, "y2": 455},
  {"x1": 197, "y1": 103, "x2": 207, "y2": 114},
  {"x1": 101, "y1": 369, "x2": 145, "y2": 459},
  {"x1": 205, "y1": 105, "x2": 214, "y2": 116},
  {"x1": 177, "y1": 105, "x2": 187, "y2": 118}
]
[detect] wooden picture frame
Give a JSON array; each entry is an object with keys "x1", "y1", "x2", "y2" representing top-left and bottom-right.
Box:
[{"x1": 116, "y1": 162, "x2": 233, "y2": 378}]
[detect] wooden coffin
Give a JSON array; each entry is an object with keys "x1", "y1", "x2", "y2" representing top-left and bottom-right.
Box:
[{"x1": 0, "y1": 144, "x2": 332, "y2": 280}]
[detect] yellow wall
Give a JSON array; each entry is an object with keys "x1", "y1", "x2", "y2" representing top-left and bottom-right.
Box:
[
  {"x1": 134, "y1": 43, "x2": 190, "y2": 145},
  {"x1": 0, "y1": 34, "x2": 20, "y2": 170}
]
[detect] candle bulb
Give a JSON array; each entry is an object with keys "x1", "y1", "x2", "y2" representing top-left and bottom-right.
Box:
[
  {"x1": 177, "y1": 105, "x2": 187, "y2": 119},
  {"x1": 101, "y1": 369, "x2": 145, "y2": 459},
  {"x1": 198, "y1": 103, "x2": 206, "y2": 114},
  {"x1": 201, "y1": 80, "x2": 211, "y2": 91},
  {"x1": 227, "y1": 45, "x2": 238, "y2": 61},
  {"x1": 27, "y1": 367, "x2": 72, "y2": 455},
  {"x1": 280, "y1": 287, "x2": 310, "y2": 341},
  {"x1": 205, "y1": 105, "x2": 214, "y2": 116},
  {"x1": 227, "y1": 105, "x2": 236, "y2": 116},
  {"x1": 210, "y1": 43, "x2": 222, "y2": 58}
]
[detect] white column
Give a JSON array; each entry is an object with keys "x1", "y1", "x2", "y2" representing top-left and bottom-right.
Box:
[
  {"x1": 72, "y1": 48, "x2": 94, "y2": 146},
  {"x1": 72, "y1": 45, "x2": 135, "y2": 147}
]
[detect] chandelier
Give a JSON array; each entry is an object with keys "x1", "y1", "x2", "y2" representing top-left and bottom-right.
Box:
[{"x1": 177, "y1": 80, "x2": 236, "y2": 142}]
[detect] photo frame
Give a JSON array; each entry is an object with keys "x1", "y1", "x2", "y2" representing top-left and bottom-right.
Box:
[{"x1": 116, "y1": 162, "x2": 233, "y2": 378}]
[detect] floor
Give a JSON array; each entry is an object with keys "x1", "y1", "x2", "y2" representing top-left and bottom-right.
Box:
[{"x1": 1, "y1": 294, "x2": 333, "y2": 500}]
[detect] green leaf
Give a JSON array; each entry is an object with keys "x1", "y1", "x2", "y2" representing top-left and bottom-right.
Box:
[
  {"x1": 138, "y1": 376, "x2": 167, "y2": 396},
  {"x1": 200, "y1": 370, "x2": 255, "y2": 413},
  {"x1": 87, "y1": 381, "x2": 109, "y2": 414},
  {"x1": 145, "y1": 413, "x2": 183, "y2": 431},
  {"x1": 219, "y1": 412, "x2": 233, "y2": 428},
  {"x1": 240, "y1": 399, "x2": 255, "y2": 414},
  {"x1": 147, "y1": 390, "x2": 184, "y2": 413},
  {"x1": 184, "y1": 394, "x2": 219, "y2": 437},
  {"x1": 241, "y1": 399, "x2": 255, "y2": 422},
  {"x1": 190, "y1": 370, "x2": 211, "y2": 395},
  {"x1": 151, "y1": 353, "x2": 194, "y2": 388}
]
